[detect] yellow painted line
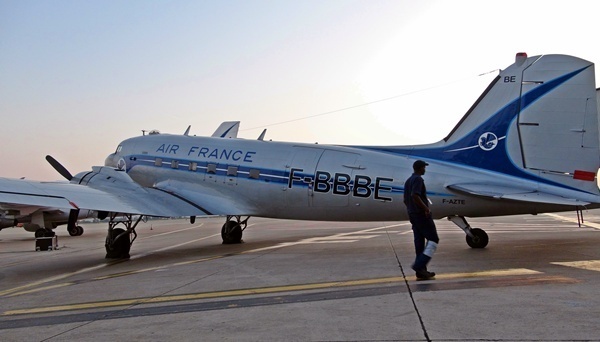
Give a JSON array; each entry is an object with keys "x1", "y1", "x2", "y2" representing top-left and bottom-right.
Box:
[
  {"x1": 2, "y1": 268, "x2": 539, "y2": 316},
  {"x1": 0, "y1": 234, "x2": 222, "y2": 298},
  {"x1": 543, "y1": 213, "x2": 600, "y2": 230},
  {"x1": 7, "y1": 283, "x2": 75, "y2": 297},
  {"x1": 551, "y1": 260, "x2": 600, "y2": 271},
  {"x1": 0, "y1": 263, "x2": 112, "y2": 297}
]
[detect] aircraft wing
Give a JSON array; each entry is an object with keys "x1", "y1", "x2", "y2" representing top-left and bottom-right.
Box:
[
  {"x1": 0, "y1": 169, "x2": 211, "y2": 218},
  {"x1": 447, "y1": 183, "x2": 591, "y2": 206},
  {"x1": 153, "y1": 179, "x2": 252, "y2": 216}
]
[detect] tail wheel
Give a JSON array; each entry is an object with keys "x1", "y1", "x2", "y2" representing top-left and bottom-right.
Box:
[
  {"x1": 466, "y1": 228, "x2": 489, "y2": 248},
  {"x1": 221, "y1": 221, "x2": 243, "y2": 244}
]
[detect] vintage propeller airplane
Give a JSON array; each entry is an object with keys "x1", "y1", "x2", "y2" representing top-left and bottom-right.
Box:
[{"x1": 1, "y1": 53, "x2": 599, "y2": 259}]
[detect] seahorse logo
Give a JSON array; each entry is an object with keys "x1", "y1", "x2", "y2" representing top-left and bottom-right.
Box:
[{"x1": 478, "y1": 132, "x2": 498, "y2": 151}]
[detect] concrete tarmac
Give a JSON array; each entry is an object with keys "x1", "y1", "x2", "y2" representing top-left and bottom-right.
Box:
[{"x1": 1, "y1": 211, "x2": 599, "y2": 341}]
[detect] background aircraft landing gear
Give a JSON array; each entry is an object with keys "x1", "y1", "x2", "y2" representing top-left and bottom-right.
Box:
[
  {"x1": 68, "y1": 225, "x2": 84, "y2": 236},
  {"x1": 105, "y1": 213, "x2": 140, "y2": 259},
  {"x1": 448, "y1": 216, "x2": 489, "y2": 248},
  {"x1": 221, "y1": 216, "x2": 249, "y2": 244}
]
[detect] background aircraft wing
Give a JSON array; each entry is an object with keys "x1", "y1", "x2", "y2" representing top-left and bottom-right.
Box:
[{"x1": 447, "y1": 183, "x2": 591, "y2": 206}]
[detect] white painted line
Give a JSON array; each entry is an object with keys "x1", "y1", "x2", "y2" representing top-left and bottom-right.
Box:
[
  {"x1": 543, "y1": 213, "x2": 600, "y2": 230},
  {"x1": 551, "y1": 260, "x2": 600, "y2": 272}
]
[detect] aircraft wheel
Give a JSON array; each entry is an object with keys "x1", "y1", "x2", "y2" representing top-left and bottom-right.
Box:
[
  {"x1": 68, "y1": 226, "x2": 79, "y2": 236},
  {"x1": 105, "y1": 228, "x2": 131, "y2": 259},
  {"x1": 466, "y1": 228, "x2": 489, "y2": 248},
  {"x1": 221, "y1": 221, "x2": 243, "y2": 244},
  {"x1": 76, "y1": 226, "x2": 84, "y2": 236}
]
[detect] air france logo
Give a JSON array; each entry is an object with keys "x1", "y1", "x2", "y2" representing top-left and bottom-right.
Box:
[
  {"x1": 478, "y1": 132, "x2": 498, "y2": 151},
  {"x1": 117, "y1": 158, "x2": 126, "y2": 171}
]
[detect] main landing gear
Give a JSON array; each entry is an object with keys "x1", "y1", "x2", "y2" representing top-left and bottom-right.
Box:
[
  {"x1": 448, "y1": 216, "x2": 489, "y2": 248},
  {"x1": 221, "y1": 216, "x2": 249, "y2": 244},
  {"x1": 105, "y1": 213, "x2": 141, "y2": 259}
]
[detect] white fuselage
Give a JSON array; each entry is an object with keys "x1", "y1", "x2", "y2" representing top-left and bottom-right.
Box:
[{"x1": 106, "y1": 133, "x2": 596, "y2": 222}]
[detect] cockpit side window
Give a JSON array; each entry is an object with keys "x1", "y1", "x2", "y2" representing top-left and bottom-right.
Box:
[{"x1": 115, "y1": 145, "x2": 123, "y2": 154}]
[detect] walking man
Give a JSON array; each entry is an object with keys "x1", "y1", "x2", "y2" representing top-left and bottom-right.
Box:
[{"x1": 404, "y1": 160, "x2": 439, "y2": 280}]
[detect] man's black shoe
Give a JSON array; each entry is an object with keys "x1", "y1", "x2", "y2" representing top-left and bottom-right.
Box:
[
  {"x1": 415, "y1": 270, "x2": 436, "y2": 280},
  {"x1": 424, "y1": 269, "x2": 435, "y2": 277}
]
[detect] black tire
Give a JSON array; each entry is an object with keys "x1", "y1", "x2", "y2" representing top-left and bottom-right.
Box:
[
  {"x1": 76, "y1": 226, "x2": 84, "y2": 236},
  {"x1": 466, "y1": 228, "x2": 489, "y2": 248},
  {"x1": 105, "y1": 228, "x2": 131, "y2": 259},
  {"x1": 221, "y1": 221, "x2": 243, "y2": 244},
  {"x1": 68, "y1": 226, "x2": 78, "y2": 236}
]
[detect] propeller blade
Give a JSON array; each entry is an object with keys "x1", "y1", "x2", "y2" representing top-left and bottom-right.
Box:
[{"x1": 45, "y1": 155, "x2": 73, "y2": 181}]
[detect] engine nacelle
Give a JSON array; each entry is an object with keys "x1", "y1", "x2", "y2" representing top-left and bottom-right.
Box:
[{"x1": 0, "y1": 218, "x2": 17, "y2": 229}]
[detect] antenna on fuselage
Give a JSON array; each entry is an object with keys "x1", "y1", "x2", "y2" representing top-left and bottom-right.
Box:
[
  {"x1": 184, "y1": 125, "x2": 191, "y2": 136},
  {"x1": 257, "y1": 129, "x2": 267, "y2": 141}
]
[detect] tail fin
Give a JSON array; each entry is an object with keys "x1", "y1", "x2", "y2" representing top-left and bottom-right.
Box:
[
  {"x1": 211, "y1": 121, "x2": 240, "y2": 138},
  {"x1": 412, "y1": 53, "x2": 600, "y2": 195}
]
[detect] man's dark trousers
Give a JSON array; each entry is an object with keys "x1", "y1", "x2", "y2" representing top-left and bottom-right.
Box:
[{"x1": 409, "y1": 212, "x2": 439, "y2": 270}]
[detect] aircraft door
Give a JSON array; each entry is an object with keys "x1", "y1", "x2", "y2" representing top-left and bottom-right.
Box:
[
  {"x1": 286, "y1": 146, "x2": 323, "y2": 207},
  {"x1": 312, "y1": 150, "x2": 359, "y2": 207}
]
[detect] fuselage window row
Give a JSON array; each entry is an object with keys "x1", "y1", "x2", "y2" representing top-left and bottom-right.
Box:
[{"x1": 152, "y1": 157, "x2": 261, "y2": 180}]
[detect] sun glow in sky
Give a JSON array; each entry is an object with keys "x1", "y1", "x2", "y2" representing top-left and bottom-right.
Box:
[{"x1": 2, "y1": 0, "x2": 600, "y2": 180}]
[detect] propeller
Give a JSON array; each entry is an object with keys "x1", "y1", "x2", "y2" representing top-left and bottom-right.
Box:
[{"x1": 45, "y1": 155, "x2": 73, "y2": 181}]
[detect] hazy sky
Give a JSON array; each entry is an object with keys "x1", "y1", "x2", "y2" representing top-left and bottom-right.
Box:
[{"x1": 2, "y1": 0, "x2": 600, "y2": 180}]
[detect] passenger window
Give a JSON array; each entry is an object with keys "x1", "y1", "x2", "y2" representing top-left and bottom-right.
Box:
[
  {"x1": 207, "y1": 164, "x2": 217, "y2": 174},
  {"x1": 155, "y1": 158, "x2": 163, "y2": 166},
  {"x1": 171, "y1": 160, "x2": 179, "y2": 169},
  {"x1": 189, "y1": 162, "x2": 197, "y2": 171},
  {"x1": 227, "y1": 166, "x2": 238, "y2": 176},
  {"x1": 249, "y1": 169, "x2": 260, "y2": 179}
]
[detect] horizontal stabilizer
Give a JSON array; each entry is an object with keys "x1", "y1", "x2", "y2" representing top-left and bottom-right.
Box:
[{"x1": 447, "y1": 183, "x2": 590, "y2": 206}]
